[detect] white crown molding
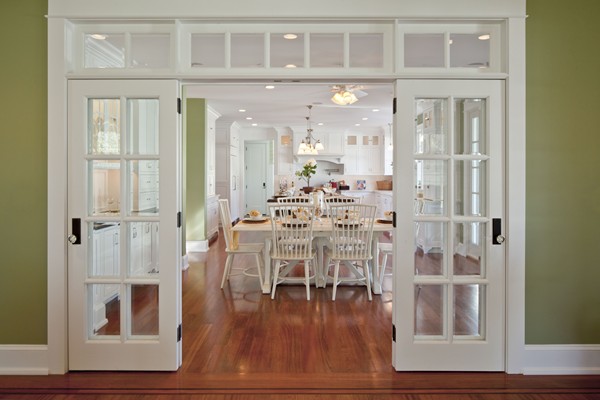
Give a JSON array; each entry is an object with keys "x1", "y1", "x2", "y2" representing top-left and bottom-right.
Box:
[
  {"x1": 522, "y1": 345, "x2": 600, "y2": 375},
  {"x1": 0, "y1": 345, "x2": 49, "y2": 375}
]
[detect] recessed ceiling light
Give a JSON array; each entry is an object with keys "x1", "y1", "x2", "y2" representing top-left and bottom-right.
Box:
[
  {"x1": 355, "y1": 123, "x2": 361, "y2": 126},
  {"x1": 317, "y1": 123, "x2": 324, "y2": 126},
  {"x1": 90, "y1": 34, "x2": 106, "y2": 40},
  {"x1": 478, "y1": 34, "x2": 491, "y2": 40},
  {"x1": 265, "y1": 85, "x2": 275, "y2": 89},
  {"x1": 246, "y1": 117, "x2": 253, "y2": 120},
  {"x1": 362, "y1": 117, "x2": 368, "y2": 121},
  {"x1": 238, "y1": 109, "x2": 246, "y2": 113},
  {"x1": 283, "y1": 33, "x2": 298, "y2": 40},
  {"x1": 251, "y1": 123, "x2": 258, "y2": 126},
  {"x1": 284, "y1": 64, "x2": 297, "y2": 68},
  {"x1": 372, "y1": 109, "x2": 380, "y2": 112},
  {"x1": 449, "y1": 39, "x2": 453, "y2": 45}
]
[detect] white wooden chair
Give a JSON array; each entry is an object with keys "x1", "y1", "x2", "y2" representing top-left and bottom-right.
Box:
[
  {"x1": 324, "y1": 195, "x2": 361, "y2": 217},
  {"x1": 218, "y1": 199, "x2": 264, "y2": 289},
  {"x1": 324, "y1": 203, "x2": 377, "y2": 301},
  {"x1": 268, "y1": 203, "x2": 317, "y2": 300},
  {"x1": 277, "y1": 196, "x2": 312, "y2": 204}
]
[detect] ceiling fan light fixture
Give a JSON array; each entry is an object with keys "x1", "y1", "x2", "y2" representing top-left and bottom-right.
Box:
[{"x1": 331, "y1": 90, "x2": 358, "y2": 105}]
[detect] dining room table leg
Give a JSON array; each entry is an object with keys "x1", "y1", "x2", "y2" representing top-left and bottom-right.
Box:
[
  {"x1": 371, "y1": 235, "x2": 382, "y2": 295},
  {"x1": 261, "y1": 237, "x2": 272, "y2": 294}
]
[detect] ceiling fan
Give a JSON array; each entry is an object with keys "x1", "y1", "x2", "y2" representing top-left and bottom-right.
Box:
[{"x1": 330, "y1": 85, "x2": 368, "y2": 105}]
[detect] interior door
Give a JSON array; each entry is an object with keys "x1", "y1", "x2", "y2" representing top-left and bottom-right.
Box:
[
  {"x1": 67, "y1": 80, "x2": 181, "y2": 370},
  {"x1": 244, "y1": 141, "x2": 269, "y2": 215},
  {"x1": 393, "y1": 80, "x2": 505, "y2": 371}
]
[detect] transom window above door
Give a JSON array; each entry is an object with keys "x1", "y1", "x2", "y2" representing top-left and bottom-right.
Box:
[{"x1": 73, "y1": 21, "x2": 505, "y2": 75}]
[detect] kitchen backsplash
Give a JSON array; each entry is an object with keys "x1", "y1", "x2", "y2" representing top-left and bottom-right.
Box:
[{"x1": 276, "y1": 174, "x2": 392, "y2": 191}]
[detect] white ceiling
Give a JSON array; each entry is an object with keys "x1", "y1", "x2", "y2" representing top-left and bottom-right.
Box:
[{"x1": 184, "y1": 82, "x2": 394, "y2": 132}]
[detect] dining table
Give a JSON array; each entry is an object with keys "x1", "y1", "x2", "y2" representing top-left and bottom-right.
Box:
[{"x1": 231, "y1": 216, "x2": 394, "y2": 295}]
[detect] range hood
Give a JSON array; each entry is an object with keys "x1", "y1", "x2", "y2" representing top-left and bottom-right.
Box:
[{"x1": 294, "y1": 155, "x2": 345, "y2": 175}]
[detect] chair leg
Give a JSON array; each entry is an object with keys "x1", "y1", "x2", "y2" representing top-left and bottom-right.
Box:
[
  {"x1": 332, "y1": 260, "x2": 340, "y2": 301},
  {"x1": 304, "y1": 260, "x2": 311, "y2": 301},
  {"x1": 271, "y1": 260, "x2": 281, "y2": 300},
  {"x1": 220, "y1": 254, "x2": 234, "y2": 289},
  {"x1": 364, "y1": 260, "x2": 372, "y2": 301},
  {"x1": 379, "y1": 252, "x2": 388, "y2": 288},
  {"x1": 255, "y1": 253, "x2": 264, "y2": 287}
]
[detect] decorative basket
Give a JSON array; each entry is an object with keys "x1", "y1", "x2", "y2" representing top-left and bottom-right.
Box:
[{"x1": 376, "y1": 180, "x2": 393, "y2": 190}]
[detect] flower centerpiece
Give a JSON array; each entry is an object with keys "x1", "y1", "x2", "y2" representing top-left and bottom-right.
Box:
[{"x1": 295, "y1": 158, "x2": 317, "y2": 193}]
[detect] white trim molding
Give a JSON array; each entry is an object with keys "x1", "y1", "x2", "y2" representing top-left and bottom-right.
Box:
[
  {"x1": 186, "y1": 240, "x2": 209, "y2": 253},
  {"x1": 522, "y1": 345, "x2": 600, "y2": 375},
  {"x1": 0, "y1": 346, "x2": 49, "y2": 375}
]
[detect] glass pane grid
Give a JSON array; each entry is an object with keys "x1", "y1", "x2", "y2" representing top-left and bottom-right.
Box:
[
  {"x1": 86, "y1": 93, "x2": 161, "y2": 342},
  {"x1": 412, "y1": 94, "x2": 489, "y2": 344}
]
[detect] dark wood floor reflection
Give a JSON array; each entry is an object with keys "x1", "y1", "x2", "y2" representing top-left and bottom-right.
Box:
[{"x1": 1, "y1": 230, "x2": 599, "y2": 399}]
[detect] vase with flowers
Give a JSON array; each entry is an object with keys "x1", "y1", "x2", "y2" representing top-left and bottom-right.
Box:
[{"x1": 295, "y1": 158, "x2": 317, "y2": 194}]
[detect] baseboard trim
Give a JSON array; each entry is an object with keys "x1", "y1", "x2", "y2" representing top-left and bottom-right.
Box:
[
  {"x1": 186, "y1": 240, "x2": 209, "y2": 253},
  {"x1": 0, "y1": 345, "x2": 48, "y2": 375},
  {"x1": 522, "y1": 344, "x2": 600, "y2": 375}
]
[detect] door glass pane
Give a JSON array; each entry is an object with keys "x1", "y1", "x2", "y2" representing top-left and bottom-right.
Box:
[
  {"x1": 415, "y1": 99, "x2": 446, "y2": 154},
  {"x1": 270, "y1": 33, "x2": 304, "y2": 68},
  {"x1": 128, "y1": 99, "x2": 159, "y2": 155},
  {"x1": 90, "y1": 160, "x2": 121, "y2": 216},
  {"x1": 404, "y1": 34, "x2": 444, "y2": 68},
  {"x1": 454, "y1": 160, "x2": 486, "y2": 216},
  {"x1": 453, "y1": 222, "x2": 484, "y2": 276},
  {"x1": 89, "y1": 222, "x2": 120, "y2": 277},
  {"x1": 129, "y1": 160, "x2": 159, "y2": 216},
  {"x1": 89, "y1": 99, "x2": 120, "y2": 155},
  {"x1": 415, "y1": 284, "x2": 446, "y2": 337},
  {"x1": 454, "y1": 98, "x2": 486, "y2": 155},
  {"x1": 89, "y1": 283, "x2": 120, "y2": 338},
  {"x1": 231, "y1": 34, "x2": 264, "y2": 67},
  {"x1": 128, "y1": 222, "x2": 160, "y2": 276},
  {"x1": 415, "y1": 222, "x2": 446, "y2": 276},
  {"x1": 414, "y1": 160, "x2": 446, "y2": 216},
  {"x1": 449, "y1": 33, "x2": 490, "y2": 69},
  {"x1": 349, "y1": 33, "x2": 383, "y2": 68},
  {"x1": 310, "y1": 33, "x2": 343, "y2": 68},
  {"x1": 84, "y1": 34, "x2": 125, "y2": 68},
  {"x1": 454, "y1": 284, "x2": 484, "y2": 338},
  {"x1": 191, "y1": 33, "x2": 225, "y2": 68},
  {"x1": 129, "y1": 285, "x2": 159, "y2": 337},
  {"x1": 131, "y1": 34, "x2": 170, "y2": 68}
]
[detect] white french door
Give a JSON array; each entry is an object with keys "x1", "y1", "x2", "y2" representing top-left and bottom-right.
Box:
[
  {"x1": 393, "y1": 80, "x2": 505, "y2": 371},
  {"x1": 67, "y1": 80, "x2": 182, "y2": 370}
]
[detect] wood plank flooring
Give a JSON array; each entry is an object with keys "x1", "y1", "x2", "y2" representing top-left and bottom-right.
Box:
[{"x1": 1, "y1": 229, "x2": 599, "y2": 399}]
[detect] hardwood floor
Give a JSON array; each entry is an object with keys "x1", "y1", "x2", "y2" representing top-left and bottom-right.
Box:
[{"x1": 1, "y1": 230, "x2": 599, "y2": 399}]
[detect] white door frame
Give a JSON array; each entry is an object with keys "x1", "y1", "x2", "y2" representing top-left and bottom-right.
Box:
[{"x1": 47, "y1": 13, "x2": 525, "y2": 375}]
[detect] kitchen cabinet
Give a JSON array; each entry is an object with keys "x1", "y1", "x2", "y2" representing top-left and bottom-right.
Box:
[
  {"x1": 216, "y1": 120, "x2": 243, "y2": 222},
  {"x1": 130, "y1": 222, "x2": 159, "y2": 276},
  {"x1": 277, "y1": 131, "x2": 294, "y2": 175},
  {"x1": 319, "y1": 132, "x2": 345, "y2": 155},
  {"x1": 206, "y1": 194, "x2": 220, "y2": 239},
  {"x1": 343, "y1": 133, "x2": 383, "y2": 175},
  {"x1": 92, "y1": 223, "x2": 120, "y2": 332}
]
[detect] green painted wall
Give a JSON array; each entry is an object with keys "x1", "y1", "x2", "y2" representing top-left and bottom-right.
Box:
[
  {"x1": 1, "y1": 0, "x2": 597, "y2": 347},
  {"x1": 185, "y1": 99, "x2": 207, "y2": 242},
  {"x1": 0, "y1": 0, "x2": 48, "y2": 344},
  {"x1": 525, "y1": 0, "x2": 600, "y2": 343}
]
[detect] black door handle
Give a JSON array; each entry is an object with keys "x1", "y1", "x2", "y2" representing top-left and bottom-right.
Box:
[{"x1": 69, "y1": 218, "x2": 81, "y2": 245}]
